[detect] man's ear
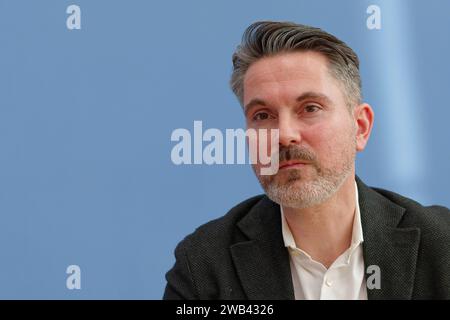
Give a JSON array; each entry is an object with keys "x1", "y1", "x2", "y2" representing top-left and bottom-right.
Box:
[{"x1": 354, "y1": 103, "x2": 374, "y2": 152}]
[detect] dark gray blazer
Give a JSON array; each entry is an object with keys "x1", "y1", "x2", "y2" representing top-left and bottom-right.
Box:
[{"x1": 163, "y1": 177, "x2": 450, "y2": 299}]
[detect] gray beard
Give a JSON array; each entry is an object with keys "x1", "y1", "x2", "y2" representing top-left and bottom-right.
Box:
[
  {"x1": 254, "y1": 143, "x2": 355, "y2": 209},
  {"x1": 260, "y1": 165, "x2": 352, "y2": 209}
]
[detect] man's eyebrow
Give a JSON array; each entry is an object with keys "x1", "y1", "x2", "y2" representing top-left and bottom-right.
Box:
[
  {"x1": 244, "y1": 98, "x2": 267, "y2": 115},
  {"x1": 244, "y1": 92, "x2": 332, "y2": 115},
  {"x1": 296, "y1": 92, "x2": 333, "y2": 105}
]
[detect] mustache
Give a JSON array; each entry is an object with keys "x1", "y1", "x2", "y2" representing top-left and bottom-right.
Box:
[{"x1": 278, "y1": 145, "x2": 317, "y2": 164}]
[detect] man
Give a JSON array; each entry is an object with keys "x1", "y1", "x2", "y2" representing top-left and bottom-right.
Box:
[{"x1": 163, "y1": 21, "x2": 450, "y2": 299}]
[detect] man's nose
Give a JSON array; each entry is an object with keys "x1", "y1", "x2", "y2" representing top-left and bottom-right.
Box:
[{"x1": 278, "y1": 115, "x2": 301, "y2": 147}]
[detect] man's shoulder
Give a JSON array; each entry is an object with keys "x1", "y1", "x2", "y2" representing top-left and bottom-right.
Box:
[
  {"x1": 371, "y1": 185, "x2": 450, "y2": 236},
  {"x1": 177, "y1": 195, "x2": 266, "y2": 251}
]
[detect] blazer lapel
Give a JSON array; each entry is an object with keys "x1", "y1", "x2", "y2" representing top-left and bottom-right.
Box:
[
  {"x1": 230, "y1": 177, "x2": 421, "y2": 300},
  {"x1": 230, "y1": 197, "x2": 295, "y2": 300},
  {"x1": 357, "y1": 177, "x2": 421, "y2": 299}
]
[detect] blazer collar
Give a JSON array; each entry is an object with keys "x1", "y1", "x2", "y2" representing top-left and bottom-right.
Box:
[
  {"x1": 356, "y1": 176, "x2": 420, "y2": 299},
  {"x1": 232, "y1": 196, "x2": 295, "y2": 299}
]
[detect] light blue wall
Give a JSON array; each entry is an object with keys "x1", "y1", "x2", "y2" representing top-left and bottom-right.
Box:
[{"x1": 0, "y1": 0, "x2": 448, "y2": 299}]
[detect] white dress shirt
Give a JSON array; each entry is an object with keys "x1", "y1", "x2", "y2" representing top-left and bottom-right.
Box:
[{"x1": 281, "y1": 182, "x2": 368, "y2": 300}]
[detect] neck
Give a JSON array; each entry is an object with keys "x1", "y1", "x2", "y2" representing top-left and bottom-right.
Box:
[{"x1": 282, "y1": 173, "x2": 356, "y2": 268}]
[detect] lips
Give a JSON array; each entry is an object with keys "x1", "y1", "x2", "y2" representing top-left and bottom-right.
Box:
[{"x1": 278, "y1": 160, "x2": 308, "y2": 170}]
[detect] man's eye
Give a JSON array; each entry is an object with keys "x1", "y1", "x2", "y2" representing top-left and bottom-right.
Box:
[
  {"x1": 304, "y1": 105, "x2": 320, "y2": 113},
  {"x1": 252, "y1": 112, "x2": 271, "y2": 121}
]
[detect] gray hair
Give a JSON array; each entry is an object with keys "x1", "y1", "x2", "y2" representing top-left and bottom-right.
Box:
[{"x1": 230, "y1": 21, "x2": 362, "y2": 108}]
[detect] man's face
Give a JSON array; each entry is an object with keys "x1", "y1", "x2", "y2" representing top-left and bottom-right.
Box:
[{"x1": 243, "y1": 51, "x2": 358, "y2": 209}]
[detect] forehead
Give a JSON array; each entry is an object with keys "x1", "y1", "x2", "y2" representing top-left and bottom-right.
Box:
[{"x1": 243, "y1": 51, "x2": 341, "y2": 105}]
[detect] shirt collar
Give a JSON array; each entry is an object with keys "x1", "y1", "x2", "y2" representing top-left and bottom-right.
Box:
[{"x1": 281, "y1": 181, "x2": 364, "y2": 250}]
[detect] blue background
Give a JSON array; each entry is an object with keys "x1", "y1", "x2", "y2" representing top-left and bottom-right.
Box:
[{"x1": 0, "y1": 0, "x2": 448, "y2": 299}]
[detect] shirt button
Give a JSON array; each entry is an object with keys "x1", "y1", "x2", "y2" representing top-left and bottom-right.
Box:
[{"x1": 325, "y1": 278, "x2": 333, "y2": 287}]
